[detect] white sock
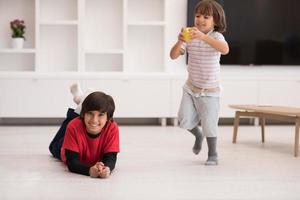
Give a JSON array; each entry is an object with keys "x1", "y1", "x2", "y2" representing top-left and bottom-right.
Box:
[{"x1": 70, "y1": 83, "x2": 84, "y2": 105}]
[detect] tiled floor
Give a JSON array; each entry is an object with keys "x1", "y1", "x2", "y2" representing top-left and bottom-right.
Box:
[{"x1": 0, "y1": 125, "x2": 299, "y2": 200}]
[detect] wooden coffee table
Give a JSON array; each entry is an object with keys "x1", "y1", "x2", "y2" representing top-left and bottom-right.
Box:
[{"x1": 229, "y1": 104, "x2": 300, "y2": 157}]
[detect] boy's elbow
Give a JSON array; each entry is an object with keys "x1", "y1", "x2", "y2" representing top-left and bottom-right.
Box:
[
  {"x1": 66, "y1": 164, "x2": 76, "y2": 173},
  {"x1": 221, "y1": 46, "x2": 229, "y2": 55},
  {"x1": 170, "y1": 55, "x2": 176, "y2": 60},
  {"x1": 170, "y1": 53, "x2": 177, "y2": 60}
]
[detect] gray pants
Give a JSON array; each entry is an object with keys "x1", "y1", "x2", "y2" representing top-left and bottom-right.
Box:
[{"x1": 178, "y1": 84, "x2": 220, "y2": 137}]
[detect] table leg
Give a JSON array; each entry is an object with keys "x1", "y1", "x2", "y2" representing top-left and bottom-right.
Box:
[
  {"x1": 233, "y1": 111, "x2": 240, "y2": 143},
  {"x1": 260, "y1": 117, "x2": 265, "y2": 143},
  {"x1": 294, "y1": 118, "x2": 300, "y2": 157}
]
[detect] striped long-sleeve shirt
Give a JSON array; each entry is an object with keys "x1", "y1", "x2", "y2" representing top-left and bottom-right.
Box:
[{"x1": 182, "y1": 30, "x2": 226, "y2": 89}]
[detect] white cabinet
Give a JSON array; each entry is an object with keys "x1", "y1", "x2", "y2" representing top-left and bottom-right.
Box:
[
  {"x1": 0, "y1": 0, "x2": 169, "y2": 119},
  {"x1": 220, "y1": 68, "x2": 300, "y2": 117},
  {"x1": 0, "y1": 79, "x2": 74, "y2": 117},
  {"x1": 170, "y1": 78, "x2": 185, "y2": 117},
  {"x1": 259, "y1": 80, "x2": 300, "y2": 107},
  {"x1": 0, "y1": 0, "x2": 166, "y2": 73},
  {"x1": 1, "y1": 0, "x2": 300, "y2": 120},
  {"x1": 1, "y1": 67, "x2": 300, "y2": 119},
  {"x1": 220, "y1": 80, "x2": 258, "y2": 117},
  {"x1": 0, "y1": 76, "x2": 171, "y2": 118},
  {"x1": 169, "y1": 67, "x2": 300, "y2": 119},
  {"x1": 82, "y1": 77, "x2": 170, "y2": 117}
]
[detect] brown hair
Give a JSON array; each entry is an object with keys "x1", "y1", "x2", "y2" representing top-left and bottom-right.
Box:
[
  {"x1": 80, "y1": 91, "x2": 115, "y2": 120},
  {"x1": 194, "y1": 0, "x2": 226, "y2": 33}
]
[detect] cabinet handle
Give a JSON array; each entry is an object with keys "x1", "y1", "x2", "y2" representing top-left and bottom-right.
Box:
[{"x1": 122, "y1": 77, "x2": 129, "y2": 82}]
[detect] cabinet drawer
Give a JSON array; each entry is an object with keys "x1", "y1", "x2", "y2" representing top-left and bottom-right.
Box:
[
  {"x1": 170, "y1": 79, "x2": 185, "y2": 117},
  {"x1": 82, "y1": 79, "x2": 170, "y2": 117},
  {"x1": 220, "y1": 80, "x2": 258, "y2": 117},
  {"x1": 259, "y1": 80, "x2": 300, "y2": 107},
  {"x1": 0, "y1": 79, "x2": 74, "y2": 117}
]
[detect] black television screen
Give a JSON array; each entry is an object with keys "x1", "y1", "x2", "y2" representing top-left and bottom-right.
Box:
[{"x1": 187, "y1": 0, "x2": 300, "y2": 65}]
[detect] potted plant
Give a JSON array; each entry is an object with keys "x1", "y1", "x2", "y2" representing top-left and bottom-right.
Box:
[{"x1": 10, "y1": 19, "x2": 26, "y2": 49}]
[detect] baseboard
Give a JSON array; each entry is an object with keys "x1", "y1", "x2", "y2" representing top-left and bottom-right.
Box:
[{"x1": 0, "y1": 117, "x2": 294, "y2": 126}]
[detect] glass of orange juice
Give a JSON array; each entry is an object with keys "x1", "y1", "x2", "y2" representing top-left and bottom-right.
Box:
[{"x1": 182, "y1": 27, "x2": 192, "y2": 42}]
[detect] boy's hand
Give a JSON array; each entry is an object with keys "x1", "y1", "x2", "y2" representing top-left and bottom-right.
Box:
[
  {"x1": 190, "y1": 27, "x2": 206, "y2": 40},
  {"x1": 99, "y1": 166, "x2": 110, "y2": 178},
  {"x1": 89, "y1": 163, "x2": 101, "y2": 178},
  {"x1": 177, "y1": 28, "x2": 186, "y2": 43},
  {"x1": 89, "y1": 162, "x2": 108, "y2": 178}
]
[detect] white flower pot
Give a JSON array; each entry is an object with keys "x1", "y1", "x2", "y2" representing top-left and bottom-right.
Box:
[{"x1": 12, "y1": 38, "x2": 24, "y2": 49}]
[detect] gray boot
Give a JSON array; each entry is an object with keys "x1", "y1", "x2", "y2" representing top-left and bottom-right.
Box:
[
  {"x1": 205, "y1": 137, "x2": 218, "y2": 165},
  {"x1": 188, "y1": 126, "x2": 203, "y2": 155}
]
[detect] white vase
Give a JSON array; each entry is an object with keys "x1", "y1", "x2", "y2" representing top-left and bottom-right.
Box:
[{"x1": 12, "y1": 38, "x2": 24, "y2": 49}]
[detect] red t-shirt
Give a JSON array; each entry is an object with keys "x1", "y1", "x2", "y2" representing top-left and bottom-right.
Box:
[{"x1": 61, "y1": 117, "x2": 120, "y2": 166}]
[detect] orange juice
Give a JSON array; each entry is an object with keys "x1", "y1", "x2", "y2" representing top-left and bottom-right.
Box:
[{"x1": 183, "y1": 27, "x2": 192, "y2": 42}]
